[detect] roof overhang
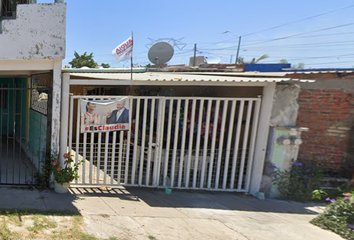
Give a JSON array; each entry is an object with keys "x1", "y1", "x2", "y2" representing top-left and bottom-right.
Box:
[{"x1": 67, "y1": 72, "x2": 313, "y2": 86}]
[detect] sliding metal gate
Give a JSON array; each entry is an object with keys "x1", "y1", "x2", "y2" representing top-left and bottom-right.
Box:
[
  {"x1": 0, "y1": 74, "x2": 51, "y2": 185},
  {"x1": 70, "y1": 95, "x2": 261, "y2": 192}
]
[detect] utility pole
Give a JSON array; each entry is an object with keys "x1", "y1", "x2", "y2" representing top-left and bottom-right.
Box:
[
  {"x1": 222, "y1": 31, "x2": 242, "y2": 64},
  {"x1": 235, "y1": 36, "x2": 241, "y2": 64},
  {"x1": 193, "y1": 43, "x2": 197, "y2": 66}
]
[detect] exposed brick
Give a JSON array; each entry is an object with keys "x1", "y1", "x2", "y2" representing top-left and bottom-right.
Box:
[{"x1": 297, "y1": 88, "x2": 354, "y2": 174}]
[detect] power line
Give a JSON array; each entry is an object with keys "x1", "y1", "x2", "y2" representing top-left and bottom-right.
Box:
[
  {"x1": 235, "y1": 31, "x2": 354, "y2": 44},
  {"x1": 241, "y1": 4, "x2": 354, "y2": 37},
  {"x1": 199, "y1": 40, "x2": 354, "y2": 52},
  {"x1": 184, "y1": 4, "x2": 354, "y2": 48},
  {"x1": 244, "y1": 41, "x2": 354, "y2": 49},
  {"x1": 243, "y1": 22, "x2": 354, "y2": 46}
]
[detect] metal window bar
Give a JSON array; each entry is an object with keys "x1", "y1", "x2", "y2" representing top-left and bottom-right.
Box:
[{"x1": 1, "y1": 0, "x2": 30, "y2": 19}]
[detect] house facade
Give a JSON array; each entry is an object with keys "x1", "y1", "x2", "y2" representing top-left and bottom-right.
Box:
[
  {"x1": 58, "y1": 69, "x2": 309, "y2": 196},
  {"x1": 0, "y1": 0, "x2": 66, "y2": 184}
]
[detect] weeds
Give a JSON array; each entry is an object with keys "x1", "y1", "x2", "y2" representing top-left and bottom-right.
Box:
[
  {"x1": 272, "y1": 160, "x2": 324, "y2": 202},
  {"x1": 0, "y1": 209, "x2": 97, "y2": 240},
  {"x1": 311, "y1": 190, "x2": 354, "y2": 240}
]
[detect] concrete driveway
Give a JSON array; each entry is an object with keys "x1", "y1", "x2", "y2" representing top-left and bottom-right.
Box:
[{"x1": 0, "y1": 186, "x2": 344, "y2": 240}]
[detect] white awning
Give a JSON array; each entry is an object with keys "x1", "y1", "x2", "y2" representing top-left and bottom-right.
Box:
[{"x1": 68, "y1": 72, "x2": 307, "y2": 86}]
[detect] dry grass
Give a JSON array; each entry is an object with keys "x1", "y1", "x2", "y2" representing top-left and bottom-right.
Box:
[{"x1": 0, "y1": 209, "x2": 98, "y2": 240}]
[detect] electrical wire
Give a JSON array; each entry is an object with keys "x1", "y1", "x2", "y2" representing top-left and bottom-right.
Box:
[
  {"x1": 243, "y1": 22, "x2": 354, "y2": 46},
  {"x1": 242, "y1": 4, "x2": 354, "y2": 37}
]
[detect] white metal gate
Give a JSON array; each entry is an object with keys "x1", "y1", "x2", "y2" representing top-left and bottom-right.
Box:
[{"x1": 69, "y1": 95, "x2": 261, "y2": 192}]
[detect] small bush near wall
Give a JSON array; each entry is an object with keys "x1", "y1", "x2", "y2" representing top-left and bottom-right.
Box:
[
  {"x1": 272, "y1": 160, "x2": 324, "y2": 202},
  {"x1": 311, "y1": 189, "x2": 354, "y2": 240},
  {"x1": 34, "y1": 155, "x2": 53, "y2": 188}
]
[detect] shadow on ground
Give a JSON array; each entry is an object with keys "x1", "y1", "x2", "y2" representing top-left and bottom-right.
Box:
[
  {"x1": 0, "y1": 186, "x2": 79, "y2": 213},
  {"x1": 70, "y1": 186, "x2": 323, "y2": 215}
]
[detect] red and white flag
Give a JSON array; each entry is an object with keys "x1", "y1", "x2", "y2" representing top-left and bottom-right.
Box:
[{"x1": 112, "y1": 35, "x2": 133, "y2": 62}]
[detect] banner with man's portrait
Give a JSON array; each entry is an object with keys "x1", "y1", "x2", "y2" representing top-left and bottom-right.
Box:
[{"x1": 80, "y1": 97, "x2": 130, "y2": 133}]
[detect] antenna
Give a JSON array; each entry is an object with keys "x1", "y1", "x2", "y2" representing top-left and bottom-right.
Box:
[{"x1": 147, "y1": 42, "x2": 174, "y2": 65}]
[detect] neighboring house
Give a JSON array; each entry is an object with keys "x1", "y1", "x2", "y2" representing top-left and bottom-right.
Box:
[
  {"x1": 258, "y1": 69, "x2": 354, "y2": 197},
  {"x1": 289, "y1": 70, "x2": 354, "y2": 178},
  {"x1": 0, "y1": 0, "x2": 66, "y2": 184}
]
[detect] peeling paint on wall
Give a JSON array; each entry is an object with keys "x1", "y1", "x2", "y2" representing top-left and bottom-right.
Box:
[
  {"x1": 0, "y1": 3, "x2": 66, "y2": 60},
  {"x1": 270, "y1": 84, "x2": 300, "y2": 127}
]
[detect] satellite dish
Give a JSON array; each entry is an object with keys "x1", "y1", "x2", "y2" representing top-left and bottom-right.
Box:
[{"x1": 148, "y1": 42, "x2": 174, "y2": 65}]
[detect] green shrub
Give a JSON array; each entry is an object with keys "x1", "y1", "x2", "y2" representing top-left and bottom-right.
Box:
[
  {"x1": 311, "y1": 191, "x2": 354, "y2": 240},
  {"x1": 272, "y1": 160, "x2": 323, "y2": 202},
  {"x1": 34, "y1": 155, "x2": 53, "y2": 189}
]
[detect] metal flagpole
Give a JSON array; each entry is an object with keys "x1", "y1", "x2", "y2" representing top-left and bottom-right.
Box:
[{"x1": 130, "y1": 31, "x2": 133, "y2": 94}]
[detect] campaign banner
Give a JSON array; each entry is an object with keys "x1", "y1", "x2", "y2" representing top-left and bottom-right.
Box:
[{"x1": 80, "y1": 97, "x2": 130, "y2": 133}]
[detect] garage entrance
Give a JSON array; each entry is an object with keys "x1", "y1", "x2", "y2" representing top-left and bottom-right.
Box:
[{"x1": 69, "y1": 95, "x2": 261, "y2": 192}]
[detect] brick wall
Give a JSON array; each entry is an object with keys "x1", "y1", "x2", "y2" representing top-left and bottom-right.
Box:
[{"x1": 297, "y1": 89, "x2": 354, "y2": 176}]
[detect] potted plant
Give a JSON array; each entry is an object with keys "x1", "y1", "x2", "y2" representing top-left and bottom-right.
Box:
[{"x1": 52, "y1": 153, "x2": 83, "y2": 193}]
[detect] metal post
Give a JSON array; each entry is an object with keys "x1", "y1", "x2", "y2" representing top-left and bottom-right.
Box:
[
  {"x1": 193, "y1": 43, "x2": 197, "y2": 66},
  {"x1": 235, "y1": 36, "x2": 242, "y2": 64},
  {"x1": 59, "y1": 73, "x2": 70, "y2": 164}
]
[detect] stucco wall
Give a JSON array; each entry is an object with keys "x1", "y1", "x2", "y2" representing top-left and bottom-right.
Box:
[
  {"x1": 0, "y1": 3, "x2": 66, "y2": 60},
  {"x1": 270, "y1": 84, "x2": 300, "y2": 127}
]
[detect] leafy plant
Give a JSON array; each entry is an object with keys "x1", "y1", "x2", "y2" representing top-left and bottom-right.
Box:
[
  {"x1": 35, "y1": 155, "x2": 53, "y2": 188},
  {"x1": 52, "y1": 153, "x2": 83, "y2": 184},
  {"x1": 312, "y1": 189, "x2": 328, "y2": 201},
  {"x1": 311, "y1": 190, "x2": 354, "y2": 240},
  {"x1": 272, "y1": 160, "x2": 324, "y2": 202}
]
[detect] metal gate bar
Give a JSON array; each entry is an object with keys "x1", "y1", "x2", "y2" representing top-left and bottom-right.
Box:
[{"x1": 70, "y1": 95, "x2": 262, "y2": 192}]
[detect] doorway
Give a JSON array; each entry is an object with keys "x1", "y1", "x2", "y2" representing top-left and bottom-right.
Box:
[{"x1": 0, "y1": 73, "x2": 51, "y2": 185}]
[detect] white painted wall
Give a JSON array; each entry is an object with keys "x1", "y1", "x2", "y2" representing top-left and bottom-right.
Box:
[
  {"x1": 249, "y1": 83, "x2": 276, "y2": 196},
  {"x1": 51, "y1": 59, "x2": 62, "y2": 158},
  {"x1": 0, "y1": 3, "x2": 66, "y2": 60}
]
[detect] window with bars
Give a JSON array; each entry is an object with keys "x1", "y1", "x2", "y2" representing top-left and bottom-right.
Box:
[{"x1": 0, "y1": 0, "x2": 30, "y2": 19}]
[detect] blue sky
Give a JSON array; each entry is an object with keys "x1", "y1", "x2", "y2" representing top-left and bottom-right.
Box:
[{"x1": 40, "y1": 0, "x2": 354, "y2": 68}]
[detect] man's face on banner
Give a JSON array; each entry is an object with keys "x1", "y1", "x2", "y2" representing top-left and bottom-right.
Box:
[{"x1": 116, "y1": 101, "x2": 125, "y2": 111}]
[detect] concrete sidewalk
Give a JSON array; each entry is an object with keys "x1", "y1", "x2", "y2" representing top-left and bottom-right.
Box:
[{"x1": 0, "y1": 186, "x2": 344, "y2": 240}]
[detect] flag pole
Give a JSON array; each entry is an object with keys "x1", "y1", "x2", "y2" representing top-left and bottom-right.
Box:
[{"x1": 130, "y1": 31, "x2": 133, "y2": 95}]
